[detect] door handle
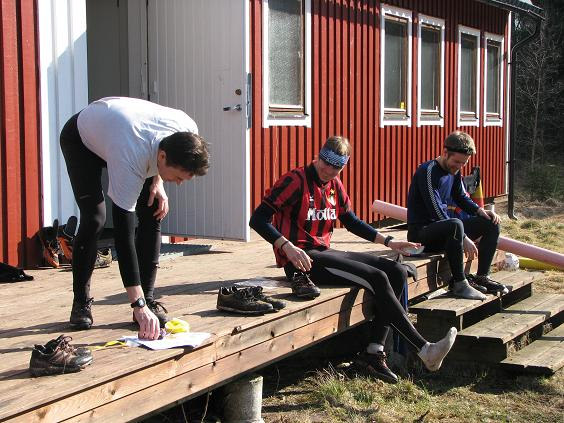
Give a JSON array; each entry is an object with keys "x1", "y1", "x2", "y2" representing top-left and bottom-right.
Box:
[{"x1": 223, "y1": 104, "x2": 242, "y2": 112}]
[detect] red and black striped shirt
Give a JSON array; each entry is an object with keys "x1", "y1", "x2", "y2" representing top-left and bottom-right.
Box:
[{"x1": 263, "y1": 163, "x2": 351, "y2": 267}]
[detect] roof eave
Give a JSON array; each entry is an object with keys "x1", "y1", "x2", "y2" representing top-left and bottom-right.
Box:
[{"x1": 477, "y1": 0, "x2": 544, "y2": 20}]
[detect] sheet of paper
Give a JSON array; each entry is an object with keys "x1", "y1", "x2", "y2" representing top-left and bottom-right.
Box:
[{"x1": 121, "y1": 332, "x2": 212, "y2": 351}]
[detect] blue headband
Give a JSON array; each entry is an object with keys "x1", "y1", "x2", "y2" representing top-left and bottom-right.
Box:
[{"x1": 319, "y1": 147, "x2": 349, "y2": 168}]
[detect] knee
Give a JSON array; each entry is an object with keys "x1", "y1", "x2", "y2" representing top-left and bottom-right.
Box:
[
  {"x1": 445, "y1": 218, "x2": 465, "y2": 240},
  {"x1": 79, "y1": 208, "x2": 106, "y2": 234}
]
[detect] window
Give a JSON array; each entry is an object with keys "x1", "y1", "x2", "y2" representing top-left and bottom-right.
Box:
[
  {"x1": 417, "y1": 15, "x2": 444, "y2": 126},
  {"x1": 380, "y1": 5, "x2": 412, "y2": 126},
  {"x1": 484, "y1": 33, "x2": 504, "y2": 126},
  {"x1": 457, "y1": 26, "x2": 480, "y2": 126},
  {"x1": 262, "y1": 0, "x2": 311, "y2": 127}
]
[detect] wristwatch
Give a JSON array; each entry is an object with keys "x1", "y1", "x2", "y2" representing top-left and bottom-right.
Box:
[
  {"x1": 130, "y1": 297, "x2": 146, "y2": 308},
  {"x1": 383, "y1": 235, "x2": 394, "y2": 247}
]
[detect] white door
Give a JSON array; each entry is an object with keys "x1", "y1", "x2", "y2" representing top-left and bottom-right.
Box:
[{"x1": 147, "y1": 0, "x2": 250, "y2": 241}]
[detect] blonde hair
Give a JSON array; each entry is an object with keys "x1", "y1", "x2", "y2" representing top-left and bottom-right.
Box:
[{"x1": 322, "y1": 135, "x2": 352, "y2": 156}]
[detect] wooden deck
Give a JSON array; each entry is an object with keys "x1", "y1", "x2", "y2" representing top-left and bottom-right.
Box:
[{"x1": 0, "y1": 228, "x2": 459, "y2": 422}]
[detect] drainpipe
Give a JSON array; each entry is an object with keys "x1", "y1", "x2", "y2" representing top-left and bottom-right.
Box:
[{"x1": 507, "y1": 12, "x2": 543, "y2": 219}]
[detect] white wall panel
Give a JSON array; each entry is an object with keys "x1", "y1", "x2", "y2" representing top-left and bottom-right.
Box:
[{"x1": 38, "y1": 0, "x2": 88, "y2": 225}]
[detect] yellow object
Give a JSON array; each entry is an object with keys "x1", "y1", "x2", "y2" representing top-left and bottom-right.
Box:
[
  {"x1": 519, "y1": 257, "x2": 561, "y2": 271},
  {"x1": 93, "y1": 340, "x2": 128, "y2": 351},
  {"x1": 165, "y1": 318, "x2": 190, "y2": 334}
]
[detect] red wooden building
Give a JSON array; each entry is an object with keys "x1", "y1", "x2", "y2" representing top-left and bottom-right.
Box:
[{"x1": 0, "y1": 0, "x2": 543, "y2": 267}]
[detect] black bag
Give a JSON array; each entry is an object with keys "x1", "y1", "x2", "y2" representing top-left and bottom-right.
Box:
[{"x1": 0, "y1": 261, "x2": 34, "y2": 283}]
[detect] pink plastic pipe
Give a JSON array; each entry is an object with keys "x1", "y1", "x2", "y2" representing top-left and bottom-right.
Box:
[{"x1": 372, "y1": 200, "x2": 564, "y2": 270}]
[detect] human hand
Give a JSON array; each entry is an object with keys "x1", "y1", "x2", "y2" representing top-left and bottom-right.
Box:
[
  {"x1": 282, "y1": 243, "x2": 313, "y2": 272},
  {"x1": 134, "y1": 306, "x2": 160, "y2": 340},
  {"x1": 477, "y1": 208, "x2": 500, "y2": 225},
  {"x1": 389, "y1": 240, "x2": 423, "y2": 256},
  {"x1": 463, "y1": 236, "x2": 478, "y2": 260},
  {"x1": 148, "y1": 175, "x2": 169, "y2": 220}
]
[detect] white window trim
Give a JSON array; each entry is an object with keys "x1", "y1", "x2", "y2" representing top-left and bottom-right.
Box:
[
  {"x1": 262, "y1": 0, "x2": 312, "y2": 128},
  {"x1": 484, "y1": 32, "x2": 504, "y2": 127},
  {"x1": 417, "y1": 14, "x2": 445, "y2": 127},
  {"x1": 457, "y1": 25, "x2": 481, "y2": 127},
  {"x1": 380, "y1": 4, "x2": 412, "y2": 127}
]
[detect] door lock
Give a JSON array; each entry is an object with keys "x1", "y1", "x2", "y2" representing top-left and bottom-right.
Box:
[{"x1": 223, "y1": 104, "x2": 242, "y2": 112}]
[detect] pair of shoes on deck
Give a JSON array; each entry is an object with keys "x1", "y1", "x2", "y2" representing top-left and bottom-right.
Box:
[
  {"x1": 30, "y1": 334, "x2": 93, "y2": 377},
  {"x1": 217, "y1": 285, "x2": 286, "y2": 315}
]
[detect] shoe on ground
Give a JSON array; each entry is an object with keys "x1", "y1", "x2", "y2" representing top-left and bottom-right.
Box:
[
  {"x1": 38, "y1": 220, "x2": 61, "y2": 268},
  {"x1": 290, "y1": 272, "x2": 321, "y2": 299},
  {"x1": 216, "y1": 286, "x2": 273, "y2": 315},
  {"x1": 133, "y1": 299, "x2": 170, "y2": 328},
  {"x1": 471, "y1": 274, "x2": 509, "y2": 295},
  {"x1": 418, "y1": 327, "x2": 457, "y2": 371},
  {"x1": 451, "y1": 279, "x2": 487, "y2": 300},
  {"x1": 94, "y1": 248, "x2": 112, "y2": 269},
  {"x1": 70, "y1": 297, "x2": 94, "y2": 330},
  {"x1": 246, "y1": 286, "x2": 287, "y2": 311},
  {"x1": 355, "y1": 351, "x2": 398, "y2": 384},
  {"x1": 30, "y1": 335, "x2": 93, "y2": 376},
  {"x1": 44, "y1": 335, "x2": 92, "y2": 359}
]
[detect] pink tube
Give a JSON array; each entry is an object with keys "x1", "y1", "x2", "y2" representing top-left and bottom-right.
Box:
[{"x1": 372, "y1": 200, "x2": 564, "y2": 270}]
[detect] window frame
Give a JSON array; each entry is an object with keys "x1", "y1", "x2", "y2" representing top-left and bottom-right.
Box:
[
  {"x1": 262, "y1": 0, "x2": 312, "y2": 128},
  {"x1": 417, "y1": 14, "x2": 445, "y2": 127},
  {"x1": 483, "y1": 32, "x2": 504, "y2": 127},
  {"x1": 380, "y1": 4, "x2": 413, "y2": 127},
  {"x1": 457, "y1": 25, "x2": 481, "y2": 127}
]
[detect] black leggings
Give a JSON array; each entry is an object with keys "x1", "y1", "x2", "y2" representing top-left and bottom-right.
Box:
[
  {"x1": 59, "y1": 113, "x2": 161, "y2": 302},
  {"x1": 290, "y1": 248, "x2": 427, "y2": 350},
  {"x1": 408, "y1": 217, "x2": 500, "y2": 282}
]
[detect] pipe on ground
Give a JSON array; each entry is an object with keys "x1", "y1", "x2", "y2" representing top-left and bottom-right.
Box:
[{"x1": 372, "y1": 200, "x2": 564, "y2": 270}]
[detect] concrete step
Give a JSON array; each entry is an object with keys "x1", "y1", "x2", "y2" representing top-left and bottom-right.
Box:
[
  {"x1": 448, "y1": 293, "x2": 564, "y2": 363},
  {"x1": 410, "y1": 270, "x2": 542, "y2": 341},
  {"x1": 500, "y1": 323, "x2": 564, "y2": 375}
]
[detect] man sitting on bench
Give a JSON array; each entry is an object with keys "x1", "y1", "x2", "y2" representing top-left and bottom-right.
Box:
[
  {"x1": 250, "y1": 135, "x2": 457, "y2": 383},
  {"x1": 406, "y1": 130, "x2": 507, "y2": 300}
]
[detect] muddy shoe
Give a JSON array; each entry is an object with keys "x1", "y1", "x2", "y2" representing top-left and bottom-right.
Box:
[
  {"x1": 70, "y1": 297, "x2": 94, "y2": 330},
  {"x1": 355, "y1": 351, "x2": 398, "y2": 384},
  {"x1": 44, "y1": 335, "x2": 92, "y2": 359},
  {"x1": 30, "y1": 335, "x2": 93, "y2": 376},
  {"x1": 471, "y1": 274, "x2": 509, "y2": 295},
  {"x1": 38, "y1": 220, "x2": 61, "y2": 268},
  {"x1": 94, "y1": 248, "x2": 112, "y2": 269},
  {"x1": 216, "y1": 286, "x2": 273, "y2": 315},
  {"x1": 246, "y1": 286, "x2": 287, "y2": 311},
  {"x1": 290, "y1": 272, "x2": 321, "y2": 299}
]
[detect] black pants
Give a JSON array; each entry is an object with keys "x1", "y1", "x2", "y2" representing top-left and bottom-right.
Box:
[
  {"x1": 408, "y1": 216, "x2": 500, "y2": 282},
  {"x1": 59, "y1": 113, "x2": 161, "y2": 302},
  {"x1": 287, "y1": 248, "x2": 427, "y2": 350}
]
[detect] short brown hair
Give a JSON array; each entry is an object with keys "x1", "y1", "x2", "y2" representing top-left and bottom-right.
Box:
[
  {"x1": 322, "y1": 135, "x2": 352, "y2": 156},
  {"x1": 159, "y1": 132, "x2": 210, "y2": 176},
  {"x1": 444, "y1": 131, "x2": 476, "y2": 155}
]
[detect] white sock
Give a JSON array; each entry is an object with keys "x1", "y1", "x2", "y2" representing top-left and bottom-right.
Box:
[
  {"x1": 366, "y1": 343, "x2": 384, "y2": 354},
  {"x1": 418, "y1": 327, "x2": 458, "y2": 371}
]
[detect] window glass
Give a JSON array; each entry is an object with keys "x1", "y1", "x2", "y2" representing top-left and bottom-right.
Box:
[
  {"x1": 460, "y1": 33, "x2": 477, "y2": 114},
  {"x1": 384, "y1": 18, "x2": 407, "y2": 110},
  {"x1": 268, "y1": 0, "x2": 304, "y2": 109},
  {"x1": 486, "y1": 40, "x2": 501, "y2": 115},
  {"x1": 421, "y1": 25, "x2": 441, "y2": 112}
]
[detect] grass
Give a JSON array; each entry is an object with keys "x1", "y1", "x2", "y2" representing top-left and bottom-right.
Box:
[{"x1": 260, "y1": 203, "x2": 564, "y2": 423}]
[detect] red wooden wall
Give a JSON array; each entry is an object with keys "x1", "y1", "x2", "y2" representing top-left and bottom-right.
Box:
[
  {"x1": 0, "y1": 0, "x2": 41, "y2": 267},
  {"x1": 249, "y1": 0, "x2": 509, "y2": 223}
]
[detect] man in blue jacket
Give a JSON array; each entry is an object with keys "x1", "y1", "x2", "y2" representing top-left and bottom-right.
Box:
[{"x1": 407, "y1": 131, "x2": 507, "y2": 300}]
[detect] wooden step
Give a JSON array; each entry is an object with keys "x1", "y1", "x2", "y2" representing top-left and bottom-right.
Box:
[
  {"x1": 410, "y1": 271, "x2": 541, "y2": 341},
  {"x1": 449, "y1": 293, "x2": 564, "y2": 363},
  {"x1": 500, "y1": 323, "x2": 564, "y2": 375}
]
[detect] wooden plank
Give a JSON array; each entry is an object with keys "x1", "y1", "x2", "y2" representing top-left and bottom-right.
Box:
[
  {"x1": 500, "y1": 324, "x2": 564, "y2": 375},
  {"x1": 6, "y1": 303, "x2": 371, "y2": 423},
  {"x1": 459, "y1": 293, "x2": 564, "y2": 343},
  {"x1": 410, "y1": 270, "x2": 540, "y2": 317}
]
